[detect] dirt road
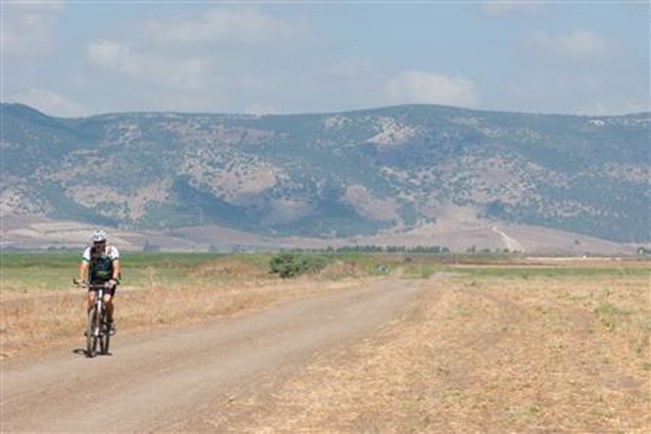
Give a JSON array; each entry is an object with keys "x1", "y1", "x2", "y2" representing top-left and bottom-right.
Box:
[
  {"x1": 492, "y1": 225, "x2": 525, "y2": 253},
  {"x1": 1, "y1": 278, "x2": 426, "y2": 433}
]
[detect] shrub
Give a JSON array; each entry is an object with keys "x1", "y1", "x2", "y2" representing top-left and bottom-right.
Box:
[{"x1": 269, "y1": 253, "x2": 328, "y2": 278}]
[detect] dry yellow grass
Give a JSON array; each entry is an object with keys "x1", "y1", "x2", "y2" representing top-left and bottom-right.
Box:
[
  {"x1": 0, "y1": 276, "x2": 369, "y2": 359},
  {"x1": 2, "y1": 259, "x2": 649, "y2": 432},
  {"x1": 215, "y1": 273, "x2": 650, "y2": 433}
]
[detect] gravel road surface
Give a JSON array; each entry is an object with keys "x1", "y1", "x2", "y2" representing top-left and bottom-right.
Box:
[{"x1": 1, "y1": 278, "x2": 425, "y2": 433}]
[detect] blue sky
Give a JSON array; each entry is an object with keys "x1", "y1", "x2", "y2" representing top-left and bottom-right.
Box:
[{"x1": 2, "y1": 1, "x2": 649, "y2": 117}]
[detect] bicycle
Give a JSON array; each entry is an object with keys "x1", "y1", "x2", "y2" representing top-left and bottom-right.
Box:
[{"x1": 74, "y1": 279, "x2": 113, "y2": 357}]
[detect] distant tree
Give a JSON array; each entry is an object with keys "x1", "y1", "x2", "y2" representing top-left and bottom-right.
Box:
[
  {"x1": 485, "y1": 200, "x2": 505, "y2": 218},
  {"x1": 143, "y1": 240, "x2": 160, "y2": 252}
]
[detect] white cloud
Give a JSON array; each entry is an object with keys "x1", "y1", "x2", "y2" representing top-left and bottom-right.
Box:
[
  {"x1": 505, "y1": 69, "x2": 648, "y2": 115},
  {"x1": 386, "y1": 71, "x2": 478, "y2": 107},
  {"x1": 7, "y1": 88, "x2": 88, "y2": 117},
  {"x1": 88, "y1": 40, "x2": 126, "y2": 70},
  {"x1": 244, "y1": 103, "x2": 281, "y2": 115},
  {"x1": 234, "y1": 73, "x2": 287, "y2": 94},
  {"x1": 2, "y1": 1, "x2": 63, "y2": 58},
  {"x1": 325, "y1": 56, "x2": 372, "y2": 80},
  {"x1": 507, "y1": 27, "x2": 643, "y2": 114},
  {"x1": 82, "y1": 8, "x2": 312, "y2": 113},
  {"x1": 147, "y1": 92, "x2": 231, "y2": 113},
  {"x1": 88, "y1": 40, "x2": 219, "y2": 91},
  {"x1": 526, "y1": 29, "x2": 610, "y2": 61},
  {"x1": 143, "y1": 8, "x2": 308, "y2": 48}
]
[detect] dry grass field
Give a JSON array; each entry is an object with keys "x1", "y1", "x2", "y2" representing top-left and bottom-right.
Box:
[
  {"x1": 1, "y1": 253, "x2": 649, "y2": 432},
  {"x1": 208, "y1": 260, "x2": 651, "y2": 433},
  {"x1": 0, "y1": 253, "x2": 371, "y2": 358}
]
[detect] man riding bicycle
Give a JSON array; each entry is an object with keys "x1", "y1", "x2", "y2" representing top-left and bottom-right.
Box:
[{"x1": 79, "y1": 230, "x2": 121, "y2": 334}]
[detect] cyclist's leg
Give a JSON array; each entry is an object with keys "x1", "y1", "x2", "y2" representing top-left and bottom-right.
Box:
[
  {"x1": 85, "y1": 289, "x2": 97, "y2": 336},
  {"x1": 86, "y1": 289, "x2": 97, "y2": 313},
  {"x1": 105, "y1": 293, "x2": 114, "y2": 320},
  {"x1": 104, "y1": 286, "x2": 116, "y2": 333}
]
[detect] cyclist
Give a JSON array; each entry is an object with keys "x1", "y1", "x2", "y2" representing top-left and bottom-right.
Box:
[{"x1": 79, "y1": 230, "x2": 121, "y2": 334}]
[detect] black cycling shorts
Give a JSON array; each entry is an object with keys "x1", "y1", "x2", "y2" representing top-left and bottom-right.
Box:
[{"x1": 88, "y1": 282, "x2": 116, "y2": 297}]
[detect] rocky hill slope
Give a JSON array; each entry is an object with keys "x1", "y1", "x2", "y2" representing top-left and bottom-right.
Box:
[{"x1": 1, "y1": 103, "x2": 649, "y2": 245}]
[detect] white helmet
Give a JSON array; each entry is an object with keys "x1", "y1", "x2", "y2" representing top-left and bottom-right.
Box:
[{"x1": 91, "y1": 230, "x2": 107, "y2": 243}]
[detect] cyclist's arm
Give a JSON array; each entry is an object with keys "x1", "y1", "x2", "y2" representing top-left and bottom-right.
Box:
[
  {"x1": 111, "y1": 259, "x2": 121, "y2": 282},
  {"x1": 79, "y1": 247, "x2": 91, "y2": 284},
  {"x1": 79, "y1": 260, "x2": 89, "y2": 283},
  {"x1": 108, "y1": 245, "x2": 121, "y2": 283}
]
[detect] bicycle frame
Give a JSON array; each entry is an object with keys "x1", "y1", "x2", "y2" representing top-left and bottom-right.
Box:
[{"x1": 86, "y1": 283, "x2": 111, "y2": 357}]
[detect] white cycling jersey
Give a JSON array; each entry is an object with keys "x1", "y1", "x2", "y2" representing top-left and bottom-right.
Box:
[{"x1": 82, "y1": 245, "x2": 120, "y2": 262}]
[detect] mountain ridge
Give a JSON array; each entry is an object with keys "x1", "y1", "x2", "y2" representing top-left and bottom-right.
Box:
[{"x1": 1, "y1": 102, "x2": 649, "y2": 249}]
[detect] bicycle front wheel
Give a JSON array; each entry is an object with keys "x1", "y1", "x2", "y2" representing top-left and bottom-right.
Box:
[
  {"x1": 85, "y1": 306, "x2": 99, "y2": 358},
  {"x1": 100, "y1": 314, "x2": 111, "y2": 355}
]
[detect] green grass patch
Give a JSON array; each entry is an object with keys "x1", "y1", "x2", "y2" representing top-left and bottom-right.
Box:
[
  {"x1": 2, "y1": 251, "x2": 648, "y2": 292},
  {"x1": 0, "y1": 251, "x2": 395, "y2": 291},
  {"x1": 1, "y1": 251, "x2": 81, "y2": 291},
  {"x1": 594, "y1": 302, "x2": 631, "y2": 332},
  {"x1": 401, "y1": 263, "x2": 441, "y2": 279},
  {"x1": 0, "y1": 251, "x2": 231, "y2": 292},
  {"x1": 459, "y1": 266, "x2": 650, "y2": 279}
]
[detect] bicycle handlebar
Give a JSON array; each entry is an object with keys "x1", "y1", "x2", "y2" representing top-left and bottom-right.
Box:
[{"x1": 72, "y1": 278, "x2": 115, "y2": 290}]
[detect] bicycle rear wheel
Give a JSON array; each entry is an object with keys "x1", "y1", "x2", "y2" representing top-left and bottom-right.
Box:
[{"x1": 85, "y1": 307, "x2": 99, "y2": 358}]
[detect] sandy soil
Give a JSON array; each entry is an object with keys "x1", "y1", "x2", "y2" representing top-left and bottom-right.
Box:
[{"x1": 0, "y1": 278, "x2": 426, "y2": 433}]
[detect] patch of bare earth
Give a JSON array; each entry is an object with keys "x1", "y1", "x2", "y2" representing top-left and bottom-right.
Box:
[{"x1": 215, "y1": 275, "x2": 650, "y2": 433}]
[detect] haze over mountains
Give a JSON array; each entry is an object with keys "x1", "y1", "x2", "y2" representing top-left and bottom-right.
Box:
[{"x1": 1, "y1": 103, "x2": 649, "y2": 253}]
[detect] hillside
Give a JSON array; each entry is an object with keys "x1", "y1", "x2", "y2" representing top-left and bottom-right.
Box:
[{"x1": 1, "y1": 103, "x2": 649, "y2": 249}]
